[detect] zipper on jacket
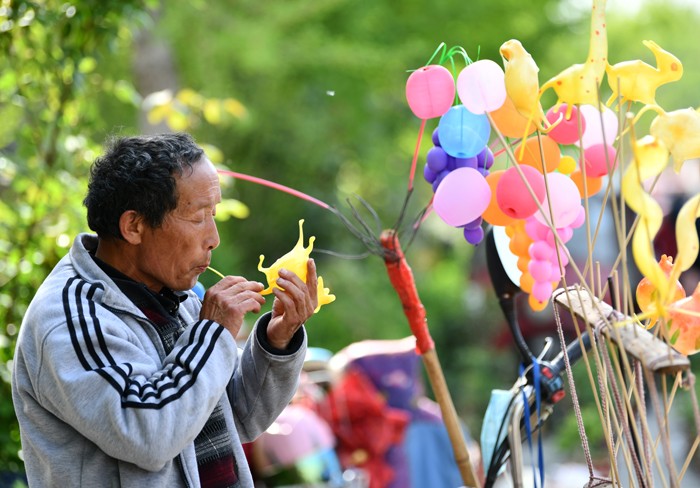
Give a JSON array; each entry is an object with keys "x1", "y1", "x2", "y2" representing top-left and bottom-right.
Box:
[{"x1": 175, "y1": 454, "x2": 191, "y2": 488}]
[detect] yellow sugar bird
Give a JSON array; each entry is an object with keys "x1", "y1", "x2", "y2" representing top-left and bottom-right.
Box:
[{"x1": 500, "y1": 39, "x2": 547, "y2": 130}]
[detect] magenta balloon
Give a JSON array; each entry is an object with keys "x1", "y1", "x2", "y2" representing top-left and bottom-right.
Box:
[
  {"x1": 546, "y1": 104, "x2": 585, "y2": 145},
  {"x1": 433, "y1": 167, "x2": 491, "y2": 227},
  {"x1": 406, "y1": 65, "x2": 456, "y2": 120},
  {"x1": 533, "y1": 173, "x2": 582, "y2": 227},
  {"x1": 584, "y1": 143, "x2": 617, "y2": 177},
  {"x1": 495, "y1": 165, "x2": 546, "y2": 219},
  {"x1": 579, "y1": 104, "x2": 619, "y2": 149},
  {"x1": 456, "y1": 60, "x2": 507, "y2": 114}
]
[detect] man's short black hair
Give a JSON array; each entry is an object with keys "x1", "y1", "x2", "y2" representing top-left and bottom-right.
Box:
[{"x1": 84, "y1": 132, "x2": 206, "y2": 239}]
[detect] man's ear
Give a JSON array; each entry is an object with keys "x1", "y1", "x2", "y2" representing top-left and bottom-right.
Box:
[{"x1": 119, "y1": 210, "x2": 145, "y2": 245}]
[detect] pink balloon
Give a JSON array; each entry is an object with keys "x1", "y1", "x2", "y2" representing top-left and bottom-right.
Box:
[
  {"x1": 530, "y1": 240, "x2": 554, "y2": 261},
  {"x1": 406, "y1": 65, "x2": 456, "y2": 120},
  {"x1": 456, "y1": 60, "x2": 507, "y2": 114},
  {"x1": 545, "y1": 227, "x2": 574, "y2": 247},
  {"x1": 534, "y1": 173, "x2": 582, "y2": 227},
  {"x1": 549, "y1": 263, "x2": 563, "y2": 282},
  {"x1": 433, "y1": 167, "x2": 491, "y2": 227},
  {"x1": 570, "y1": 207, "x2": 585, "y2": 229},
  {"x1": 496, "y1": 165, "x2": 546, "y2": 219},
  {"x1": 546, "y1": 104, "x2": 585, "y2": 145},
  {"x1": 529, "y1": 259, "x2": 552, "y2": 282},
  {"x1": 525, "y1": 217, "x2": 548, "y2": 241},
  {"x1": 583, "y1": 144, "x2": 617, "y2": 177},
  {"x1": 531, "y1": 281, "x2": 553, "y2": 302},
  {"x1": 579, "y1": 104, "x2": 618, "y2": 149}
]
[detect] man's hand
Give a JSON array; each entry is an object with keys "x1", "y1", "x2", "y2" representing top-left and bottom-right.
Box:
[
  {"x1": 200, "y1": 276, "x2": 266, "y2": 338},
  {"x1": 267, "y1": 259, "x2": 318, "y2": 350}
]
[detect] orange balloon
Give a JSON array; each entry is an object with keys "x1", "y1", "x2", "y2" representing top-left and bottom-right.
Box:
[
  {"x1": 509, "y1": 227, "x2": 532, "y2": 257},
  {"x1": 514, "y1": 135, "x2": 561, "y2": 173},
  {"x1": 489, "y1": 95, "x2": 537, "y2": 139},
  {"x1": 571, "y1": 170, "x2": 603, "y2": 197},
  {"x1": 482, "y1": 171, "x2": 518, "y2": 227},
  {"x1": 520, "y1": 272, "x2": 535, "y2": 293},
  {"x1": 517, "y1": 255, "x2": 530, "y2": 273}
]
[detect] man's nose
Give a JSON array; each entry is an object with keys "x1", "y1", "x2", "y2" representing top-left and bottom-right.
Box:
[{"x1": 207, "y1": 220, "x2": 220, "y2": 250}]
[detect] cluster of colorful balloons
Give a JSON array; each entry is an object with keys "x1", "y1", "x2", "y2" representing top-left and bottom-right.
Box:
[
  {"x1": 405, "y1": 52, "x2": 622, "y2": 309},
  {"x1": 406, "y1": 60, "x2": 506, "y2": 245}
]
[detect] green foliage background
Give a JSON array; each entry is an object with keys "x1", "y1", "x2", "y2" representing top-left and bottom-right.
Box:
[{"x1": 2, "y1": 0, "x2": 700, "y2": 477}]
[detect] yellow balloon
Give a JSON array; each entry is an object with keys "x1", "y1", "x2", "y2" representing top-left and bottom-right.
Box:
[{"x1": 558, "y1": 155, "x2": 577, "y2": 175}]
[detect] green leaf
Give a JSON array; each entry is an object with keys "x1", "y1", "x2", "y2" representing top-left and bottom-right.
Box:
[
  {"x1": 0, "y1": 103, "x2": 23, "y2": 147},
  {"x1": 670, "y1": 323, "x2": 680, "y2": 345}
]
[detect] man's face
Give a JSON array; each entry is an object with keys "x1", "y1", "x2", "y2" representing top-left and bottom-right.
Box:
[{"x1": 136, "y1": 157, "x2": 221, "y2": 292}]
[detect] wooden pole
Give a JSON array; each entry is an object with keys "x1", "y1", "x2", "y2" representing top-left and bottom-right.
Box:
[
  {"x1": 422, "y1": 348, "x2": 482, "y2": 488},
  {"x1": 380, "y1": 229, "x2": 481, "y2": 488}
]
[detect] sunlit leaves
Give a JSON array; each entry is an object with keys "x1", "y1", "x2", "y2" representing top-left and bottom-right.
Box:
[
  {"x1": 144, "y1": 88, "x2": 248, "y2": 131},
  {"x1": 215, "y1": 198, "x2": 250, "y2": 221},
  {"x1": 0, "y1": 0, "x2": 159, "y2": 473}
]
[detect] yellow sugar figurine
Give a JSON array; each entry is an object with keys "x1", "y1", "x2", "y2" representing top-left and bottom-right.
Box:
[
  {"x1": 258, "y1": 219, "x2": 335, "y2": 312},
  {"x1": 316, "y1": 276, "x2": 336, "y2": 313}
]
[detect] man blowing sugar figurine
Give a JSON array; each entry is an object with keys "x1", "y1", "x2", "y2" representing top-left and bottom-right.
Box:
[{"x1": 12, "y1": 132, "x2": 319, "y2": 488}]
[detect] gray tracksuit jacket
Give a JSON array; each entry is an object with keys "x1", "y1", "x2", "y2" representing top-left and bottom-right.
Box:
[{"x1": 12, "y1": 233, "x2": 306, "y2": 487}]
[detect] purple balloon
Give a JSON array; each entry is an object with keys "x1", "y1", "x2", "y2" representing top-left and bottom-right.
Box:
[
  {"x1": 432, "y1": 128, "x2": 441, "y2": 147},
  {"x1": 463, "y1": 225, "x2": 484, "y2": 245},
  {"x1": 426, "y1": 146, "x2": 448, "y2": 173},
  {"x1": 423, "y1": 163, "x2": 437, "y2": 184},
  {"x1": 463, "y1": 216, "x2": 483, "y2": 230},
  {"x1": 432, "y1": 169, "x2": 450, "y2": 192},
  {"x1": 433, "y1": 167, "x2": 491, "y2": 227},
  {"x1": 453, "y1": 156, "x2": 478, "y2": 170},
  {"x1": 477, "y1": 146, "x2": 495, "y2": 169}
]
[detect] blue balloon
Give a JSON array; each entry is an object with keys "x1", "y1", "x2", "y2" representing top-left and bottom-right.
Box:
[
  {"x1": 437, "y1": 105, "x2": 490, "y2": 158},
  {"x1": 192, "y1": 281, "x2": 206, "y2": 300}
]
